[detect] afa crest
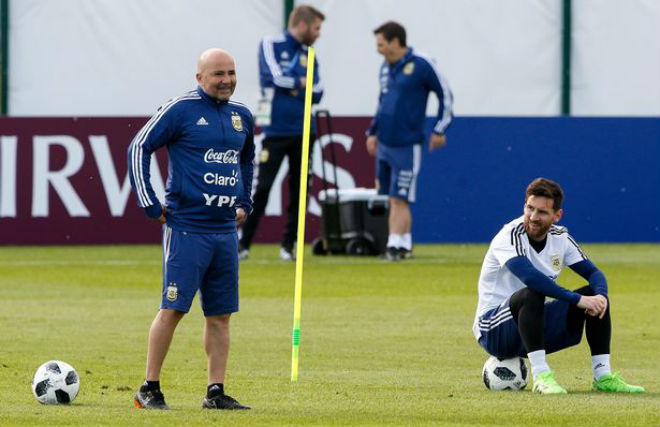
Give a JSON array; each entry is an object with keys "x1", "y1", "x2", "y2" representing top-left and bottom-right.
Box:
[
  {"x1": 403, "y1": 62, "x2": 415, "y2": 75},
  {"x1": 166, "y1": 282, "x2": 178, "y2": 302},
  {"x1": 231, "y1": 113, "x2": 243, "y2": 131},
  {"x1": 299, "y1": 54, "x2": 308, "y2": 67},
  {"x1": 550, "y1": 254, "x2": 562, "y2": 271}
]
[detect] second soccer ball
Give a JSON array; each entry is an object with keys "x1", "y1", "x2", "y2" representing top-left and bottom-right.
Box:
[
  {"x1": 482, "y1": 356, "x2": 528, "y2": 390},
  {"x1": 31, "y1": 360, "x2": 80, "y2": 404}
]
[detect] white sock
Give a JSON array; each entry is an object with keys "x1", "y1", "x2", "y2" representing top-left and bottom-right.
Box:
[
  {"x1": 401, "y1": 233, "x2": 412, "y2": 251},
  {"x1": 528, "y1": 350, "x2": 550, "y2": 377},
  {"x1": 592, "y1": 354, "x2": 611, "y2": 380},
  {"x1": 387, "y1": 234, "x2": 402, "y2": 248}
]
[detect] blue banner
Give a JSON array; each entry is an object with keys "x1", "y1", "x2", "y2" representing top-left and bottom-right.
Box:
[{"x1": 413, "y1": 117, "x2": 660, "y2": 242}]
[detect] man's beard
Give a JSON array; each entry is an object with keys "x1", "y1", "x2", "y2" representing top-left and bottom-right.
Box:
[
  {"x1": 524, "y1": 219, "x2": 551, "y2": 240},
  {"x1": 216, "y1": 85, "x2": 234, "y2": 100},
  {"x1": 302, "y1": 30, "x2": 315, "y2": 46}
]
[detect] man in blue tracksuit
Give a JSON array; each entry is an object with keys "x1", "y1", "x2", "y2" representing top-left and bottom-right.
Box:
[
  {"x1": 239, "y1": 4, "x2": 325, "y2": 261},
  {"x1": 128, "y1": 48, "x2": 253, "y2": 410},
  {"x1": 366, "y1": 21, "x2": 453, "y2": 261}
]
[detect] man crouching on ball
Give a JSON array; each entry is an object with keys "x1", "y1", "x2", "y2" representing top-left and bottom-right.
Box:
[{"x1": 472, "y1": 177, "x2": 645, "y2": 394}]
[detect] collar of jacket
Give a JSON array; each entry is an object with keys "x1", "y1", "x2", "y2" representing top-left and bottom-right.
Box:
[
  {"x1": 285, "y1": 30, "x2": 309, "y2": 51},
  {"x1": 196, "y1": 86, "x2": 230, "y2": 106},
  {"x1": 391, "y1": 47, "x2": 414, "y2": 72}
]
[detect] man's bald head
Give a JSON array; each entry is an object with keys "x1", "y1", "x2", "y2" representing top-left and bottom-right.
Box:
[
  {"x1": 196, "y1": 48, "x2": 237, "y2": 101},
  {"x1": 197, "y1": 48, "x2": 234, "y2": 72}
]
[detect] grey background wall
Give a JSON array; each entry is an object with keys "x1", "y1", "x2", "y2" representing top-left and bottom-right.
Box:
[{"x1": 5, "y1": 0, "x2": 659, "y2": 117}]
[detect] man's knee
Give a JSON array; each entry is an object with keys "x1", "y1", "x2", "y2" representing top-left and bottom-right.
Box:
[
  {"x1": 154, "y1": 309, "x2": 185, "y2": 329},
  {"x1": 389, "y1": 197, "x2": 410, "y2": 217},
  {"x1": 206, "y1": 314, "x2": 231, "y2": 330},
  {"x1": 517, "y1": 288, "x2": 544, "y2": 304},
  {"x1": 510, "y1": 288, "x2": 545, "y2": 316}
]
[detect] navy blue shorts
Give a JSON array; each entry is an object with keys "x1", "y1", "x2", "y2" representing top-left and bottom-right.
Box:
[
  {"x1": 477, "y1": 297, "x2": 583, "y2": 358},
  {"x1": 160, "y1": 225, "x2": 239, "y2": 316},
  {"x1": 376, "y1": 144, "x2": 421, "y2": 203}
]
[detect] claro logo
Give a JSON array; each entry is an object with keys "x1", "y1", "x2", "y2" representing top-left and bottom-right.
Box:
[{"x1": 204, "y1": 149, "x2": 239, "y2": 164}]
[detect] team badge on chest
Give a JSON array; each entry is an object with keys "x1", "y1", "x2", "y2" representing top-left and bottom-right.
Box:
[
  {"x1": 299, "y1": 54, "x2": 308, "y2": 67},
  {"x1": 403, "y1": 62, "x2": 415, "y2": 75},
  {"x1": 231, "y1": 112, "x2": 243, "y2": 131},
  {"x1": 550, "y1": 254, "x2": 562, "y2": 271}
]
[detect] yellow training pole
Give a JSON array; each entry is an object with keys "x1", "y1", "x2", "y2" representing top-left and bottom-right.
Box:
[{"x1": 291, "y1": 47, "x2": 315, "y2": 382}]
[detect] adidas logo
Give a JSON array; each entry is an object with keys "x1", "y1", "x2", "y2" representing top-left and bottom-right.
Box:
[{"x1": 196, "y1": 117, "x2": 209, "y2": 126}]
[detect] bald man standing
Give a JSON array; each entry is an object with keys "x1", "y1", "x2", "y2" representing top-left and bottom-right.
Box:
[{"x1": 128, "y1": 48, "x2": 253, "y2": 410}]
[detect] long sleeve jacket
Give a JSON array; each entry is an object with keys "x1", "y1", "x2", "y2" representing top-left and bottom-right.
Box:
[
  {"x1": 367, "y1": 47, "x2": 453, "y2": 147},
  {"x1": 258, "y1": 31, "x2": 323, "y2": 137},
  {"x1": 128, "y1": 87, "x2": 255, "y2": 233}
]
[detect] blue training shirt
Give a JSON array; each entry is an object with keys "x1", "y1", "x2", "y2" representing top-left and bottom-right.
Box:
[
  {"x1": 258, "y1": 31, "x2": 323, "y2": 137},
  {"x1": 367, "y1": 47, "x2": 453, "y2": 147},
  {"x1": 128, "y1": 86, "x2": 255, "y2": 233}
]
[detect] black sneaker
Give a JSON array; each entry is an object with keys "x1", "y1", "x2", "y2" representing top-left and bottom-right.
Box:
[
  {"x1": 384, "y1": 246, "x2": 402, "y2": 261},
  {"x1": 398, "y1": 247, "x2": 413, "y2": 260},
  {"x1": 202, "y1": 393, "x2": 251, "y2": 410},
  {"x1": 134, "y1": 387, "x2": 169, "y2": 410},
  {"x1": 279, "y1": 246, "x2": 296, "y2": 261},
  {"x1": 238, "y1": 242, "x2": 249, "y2": 261}
]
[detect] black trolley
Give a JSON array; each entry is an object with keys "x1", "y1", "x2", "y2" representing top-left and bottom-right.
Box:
[{"x1": 312, "y1": 110, "x2": 389, "y2": 256}]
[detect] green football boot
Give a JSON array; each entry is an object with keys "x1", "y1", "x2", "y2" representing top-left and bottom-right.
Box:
[
  {"x1": 592, "y1": 373, "x2": 645, "y2": 393},
  {"x1": 532, "y1": 371, "x2": 568, "y2": 395}
]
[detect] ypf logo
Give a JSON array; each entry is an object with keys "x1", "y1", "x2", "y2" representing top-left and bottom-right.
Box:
[{"x1": 204, "y1": 149, "x2": 239, "y2": 164}]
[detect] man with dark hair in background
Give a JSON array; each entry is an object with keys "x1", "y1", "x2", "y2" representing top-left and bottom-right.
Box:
[
  {"x1": 366, "y1": 21, "x2": 453, "y2": 261},
  {"x1": 239, "y1": 4, "x2": 325, "y2": 261},
  {"x1": 473, "y1": 177, "x2": 645, "y2": 394}
]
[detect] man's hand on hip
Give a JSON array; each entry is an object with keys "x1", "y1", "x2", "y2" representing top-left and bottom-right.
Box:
[
  {"x1": 429, "y1": 133, "x2": 446, "y2": 152},
  {"x1": 153, "y1": 205, "x2": 167, "y2": 225},
  {"x1": 235, "y1": 207, "x2": 247, "y2": 227},
  {"x1": 366, "y1": 136, "x2": 378, "y2": 156}
]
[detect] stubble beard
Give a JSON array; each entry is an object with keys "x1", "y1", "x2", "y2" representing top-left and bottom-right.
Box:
[{"x1": 524, "y1": 219, "x2": 551, "y2": 241}]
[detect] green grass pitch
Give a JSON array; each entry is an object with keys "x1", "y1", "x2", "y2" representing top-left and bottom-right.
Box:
[{"x1": 0, "y1": 244, "x2": 658, "y2": 426}]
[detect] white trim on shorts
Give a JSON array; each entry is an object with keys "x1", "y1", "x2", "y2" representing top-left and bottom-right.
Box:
[
  {"x1": 408, "y1": 144, "x2": 422, "y2": 203},
  {"x1": 162, "y1": 225, "x2": 173, "y2": 278}
]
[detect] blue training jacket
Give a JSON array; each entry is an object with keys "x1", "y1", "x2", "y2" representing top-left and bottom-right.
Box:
[
  {"x1": 367, "y1": 47, "x2": 453, "y2": 147},
  {"x1": 128, "y1": 86, "x2": 255, "y2": 233},
  {"x1": 258, "y1": 31, "x2": 323, "y2": 137}
]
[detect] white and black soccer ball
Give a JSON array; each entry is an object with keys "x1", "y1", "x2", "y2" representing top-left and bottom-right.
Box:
[
  {"x1": 482, "y1": 356, "x2": 528, "y2": 390},
  {"x1": 31, "y1": 360, "x2": 80, "y2": 404}
]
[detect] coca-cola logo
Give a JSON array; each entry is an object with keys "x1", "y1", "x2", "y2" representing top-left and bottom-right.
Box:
[{"x1": 204, "y1": 148, "x2": 239, "y2": 164}]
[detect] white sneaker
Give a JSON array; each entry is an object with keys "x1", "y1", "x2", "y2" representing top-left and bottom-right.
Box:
[
  {"x1": 279, "y1": 247, "x2": 295, "y2": 261},
  {"x1": 238, "y1": 248, "x2": 249, "y2": 261}
]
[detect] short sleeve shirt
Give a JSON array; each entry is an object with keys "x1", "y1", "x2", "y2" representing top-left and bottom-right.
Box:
[{"x1": 472, "y1": 216, "x2": 587, "y2": 339}]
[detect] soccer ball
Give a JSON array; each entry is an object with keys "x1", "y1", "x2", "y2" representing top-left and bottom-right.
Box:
[
  {"x1": 31, "y1": 360, "x2": 80, "y2": 404},
  {"x1": 482, "y1": 356, "x2": 528, "y2": 390}
]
